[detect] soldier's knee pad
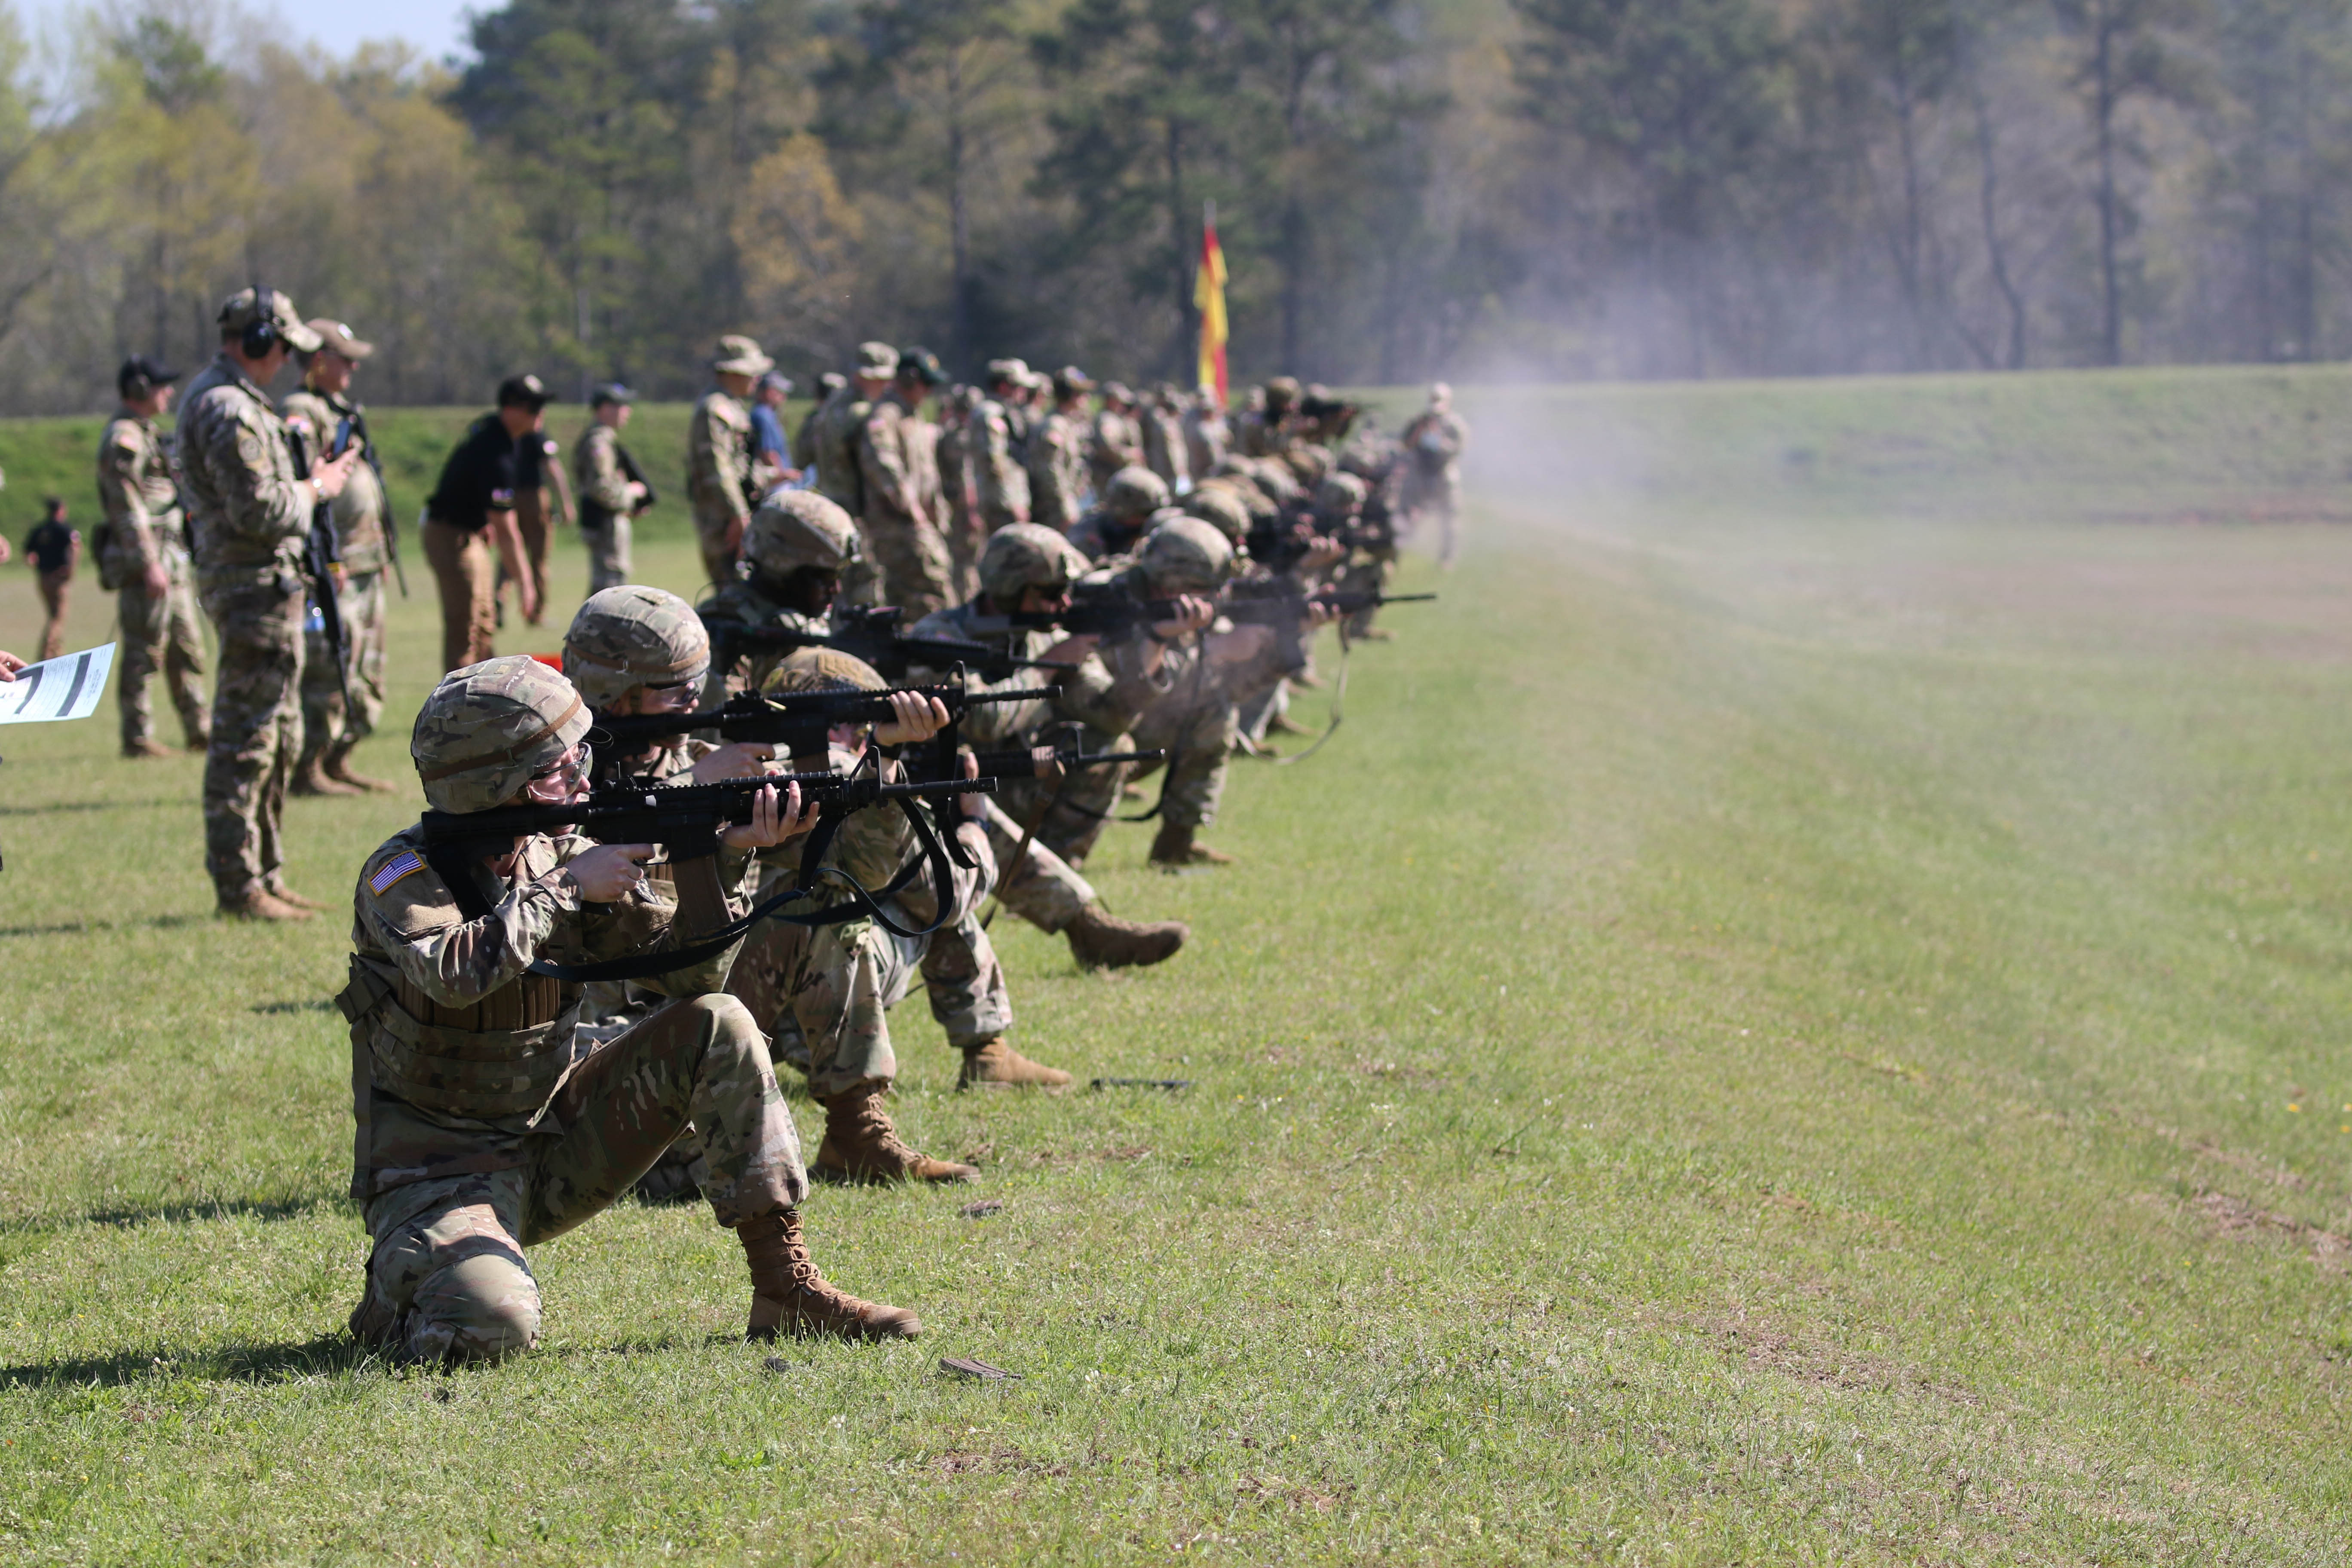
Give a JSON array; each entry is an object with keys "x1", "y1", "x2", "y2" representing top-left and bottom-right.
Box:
[{"x1": 406, "y1": 1252, "x2": 540, "y2": 1364}]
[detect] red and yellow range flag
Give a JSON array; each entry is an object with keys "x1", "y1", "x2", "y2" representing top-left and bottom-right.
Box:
[{"x1": 1194, "y1": 215, "x2": 1228, "y2": 403}]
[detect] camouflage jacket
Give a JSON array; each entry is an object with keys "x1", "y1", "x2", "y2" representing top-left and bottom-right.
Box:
[
  {"x1": 1026, "y1": 410, "x2": 1088, "y2": 532},
  {"x1": 810, "y1": 386, "x2": 874, "y2": 518},
  {"x1": 1069, "y1": 563, "x2": 1205, "y2": 734},
  {"x1": 1090, "y1": 408, "x2": 1144, "y2": 489},
  {"x1": 969, "y1": 397, "x2": 1031, "y2": 522},
  {"x1": 176, "y1": 353, "x2": 312, "y2": 585},
  {"x1": 931, "y1": 414, "x2": 971, "y2": 526},
  {"x1": 855, "y1": 391, "x2": 927, "y2": 526},
  {"x1": 697, "y1": 581, "x2": 831, "y2": 700},
  {"x1": 1234, "y1": 408, "x2": 1299, "y2": 462},
  {"x1": 573, "y1": 422, "x2": 639, "y2": 523},
  {"x1": 757, "y1": 757, "x2": 995, "y2": 930},
  {"x1": 1183, "y1": 406, "x2": 1229, "y2": 475},
  {"x1": 1403, "y1": 409, "x2": 1469, "y2": 474},
  {"x1": 906, "y1": 601, "x2": 1072, "y2": 744},
  {"x1": 1143, "y1": 407, "x2": 1191, "y2": 492},
  {"x1": 688, "y1": 389, "x2": 756, "y2": 521},
  {"x1": 281, "y1": 387, "x2": 388, "y2": 574},
  {"x1": 94, "y1": 411, "x2": 182, "y2": 577}
]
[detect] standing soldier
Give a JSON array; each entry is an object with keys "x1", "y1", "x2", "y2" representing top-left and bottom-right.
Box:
[
  {"x1": 1183, "y1": 383, "x2": 1229, "y2": 475},
  {"x1": 178, "y1": 287, "x2": 359, "y2": 921},
  {"x1": 1026, "y1": 367, "x2": 1093, "y2": 533},
  {"x1": 855, "y1": 346, "x2": 955, "y2": 615},
  {"x1": 1142, "y1": 384, "x2": 1192, "y2": 496},
  {"x1": 1235, "y1": 376, "x2": 1302, "y2": 459},
  {"x1": 792, "y1": 371, "x2": 845, "y2": 477},
  {"x1": 971, "y1": 361, "x2": 1033, "y2": 532},
  {"x1": 932, "y1": 383, "x2": 982, "y2": 601},
  {"x1": 95, "y1": 355, "x2": 207, "y2": 759},
  {"x1": 423, "y1": 376, "x2": 547, "y2": 674},
  {"x1": 1090, "y1": 382, "x2": 1145, "y2": 494},
  {"x1": 573, "y1": 383, "x2": 651, "y2": 594},
  {"x1": 1401, "y1": 381, "x2": 1470, "y2": 568},
  {"x1": 812, "y1": 343, "x2": 895, "y2": 518},
  {"x1": 689, "y1": 335, "x2": 770, "y2": 590},
  {"x1": 282, "y1": 320, "x2": 395, "y2": 795}
]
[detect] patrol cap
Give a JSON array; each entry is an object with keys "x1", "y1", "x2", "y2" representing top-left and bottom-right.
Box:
[
  {"x1": 217, "y1": 287, "x2": 322, "y2": 353},
  {"x1": 1102, "y1": 466, "x2": 1170, "y2": 521},
  {"x1": 590, "y1": 381, "x2": 634, "y2": 408},
  {"x1": 756, "y1": 370, "x2": 794, "y2": 397},
  {"x1": 1052, "y1": 365, "x2": 1095, "y2": 399},
  {"x1": 1139, "y1": 516, "x2": 1235, "y2": 596},
  {"x1": 979, "y1": 523, "x2": 1089, "y2": 602},
  {"x1": 411, "y1": 655, "x2": 592, "y2": 813},
  {"x1": 497, "y1": 373, "x2": 554, "y2": 410},
  {"x1": 713, "y1": 334, "x2": 775, "y2": 376},
  {"x1": 117, "y1": 354, "x2": 180, "y2": 398},
  {"x1": 562, "y1": 586, "x2": 711, "y2": 711},
  {"x1": 984, "y1": 358, "x2": 1030, "y2": 386},
  {"x1": 746, "y1": 490, "x2": 863, "y2": 578},
  {"x1": 857, "y1": 341, "x2": 900, "y2": 379},
  {"x1": 896, "y1": 346, "x2": 946, "y2": 386},
  {"x1": 306, "y1": 320, "x2": 374, "y2": 360},
  {"x1": 764, "y1": 646, "x2": 888, "y2": 697}
]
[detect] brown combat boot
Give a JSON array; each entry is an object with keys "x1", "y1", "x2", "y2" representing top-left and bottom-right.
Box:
[
  {"x1": 121, "y1": 738, "x2": 175, "y2": 760},
  {"x1": 1149, "y1": 822, "x2": 1234, "y2": 869},
  {"x1": 1064, "y1": 902, "x2": 1187, "y2": 970},
  {"x1": 291, "y1": 759, "x2": 362, "y2": 797},
  {"x1": 1266, "y1": 711, "x2": 1314, "y2": 737},
  {"x1": 957, "y1": 1038, "x2": 1073, "y2": 1091},
  {"x1": 326, "y1": 746, "x2": 398, "y2": 793},
  {"x1": 739, "y1": 1207, "x2": 919, "y2": 1341},
  {"x1": 266, "y1": 881, "x2": 327, "y2": 912},
  {"x1": 814, "y1": 1081, "x2": 978, "y2": 1184},
  {"x1": 219, "y1": 887, "x2": 314, "y2": 922}
]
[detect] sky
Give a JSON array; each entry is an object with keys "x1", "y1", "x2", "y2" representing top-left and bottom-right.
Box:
[{"x1": 18, "y1": 0, "x2": 478, "y2": 69}]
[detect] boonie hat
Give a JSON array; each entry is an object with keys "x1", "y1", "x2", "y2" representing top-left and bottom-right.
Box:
[{"x1": 714, "y1": 334, "x2": 775, "y2": 376}]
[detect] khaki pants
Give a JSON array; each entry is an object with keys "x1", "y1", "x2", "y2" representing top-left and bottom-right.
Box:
[
  {"x1": 36, "y1": 570, "x2": 68, "y2": 663},
  {"x1": 423, "y1": 520, "x2": 497, "y2": 673},
  {"x1": 511, "y1": 488, "x2": 552, "y2": 615}
]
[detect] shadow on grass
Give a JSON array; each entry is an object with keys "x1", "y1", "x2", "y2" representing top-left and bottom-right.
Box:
[
  {"x1": 0, "y1": 913, "x2": 210, "y2": 939},
  {"x1": 0, "y1": 1334, "x2": 378, "y2": 1389},
  {"x1": 250, "y1": 999, "x2": 337, "y2": 1015},
  {"x1": 0, "y1": 1194, "x2": 348, "y2": 1235},
  {"x1": 0, "y1": 798, "x2": 181, "y2": 818}
]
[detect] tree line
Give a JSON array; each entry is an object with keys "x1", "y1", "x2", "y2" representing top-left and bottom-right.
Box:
[{"x1": 0, "y1": 0, "x2": 2344, "y2": 414}]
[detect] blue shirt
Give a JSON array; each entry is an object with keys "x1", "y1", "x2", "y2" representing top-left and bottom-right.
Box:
[{"x1": 750, "y1": 403, "x2": 787, "y2": 464}]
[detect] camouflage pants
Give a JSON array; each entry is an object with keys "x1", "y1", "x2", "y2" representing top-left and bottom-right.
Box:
[
  {"x1": 422, "y1": 521, "x2": 496, "y2": 673},
  {"x1": 582, "y1": 516, "x2": 631, "y2": 594},
  {"x1": 116, "y1": 554, "x2": 208, "y2": 750},
  {"x1": 352, "y1": 995, "x2": 803, "y2": 1365},
  {"x1": 298, "y1": 570, "x2": 388, "y2": 771},
  {"x1": 1129, "y1": 692, "x2": 1234, "y2": 831},
  {"x1": 860, "y1": 511, "x2": 955, "y2": 618},
  {"x1": 728, "y1": 904, "x2": 1012, "y2": 1100},
  {"x1": 995, "y1": 735, "x2": 1129, "y2": 870},
  {"x1": 973, "y1": 794, "x2": 1096, "y2": 932},
  {"x1": 1405, "y1": 467, "x2": 1462, "y2": 563},
  {"x1": 694, "y1": 505, "x2": 746, "y2": 596},
  {"x1": 941, "y1": 501, "x2": 985, "y2": 604},
  {"x1": 199, "y1": 575, "x2": 305, "y2": 902}
]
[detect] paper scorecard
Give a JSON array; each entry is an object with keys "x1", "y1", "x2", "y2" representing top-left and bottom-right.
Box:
[{"x1": 0, "y1": 644, "x2": 116, "y2": 725}]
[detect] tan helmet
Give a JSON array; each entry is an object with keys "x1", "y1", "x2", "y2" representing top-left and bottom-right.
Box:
[
  {"x1": 979, "y1": 523, "x2": 1088, "y2": 603},
  {"x1": 1283, "y1": 444, "x2": 1331, "y2": 487},
  {"x1": 762, "y1": 645, "x2": 888, "y2": 697},
  {"x1": 1184, "y1": 484, "x2": 1252, "y2": 545},
  {"x1": 1263, "y1": 376, "x2": 1301, "y2": 410},
  {"x1": 411, "y1": 655, "x2": 591, "y2": 813},
  {"x1": 1313, "y1": 471, "x2": 1368, "y2": 526},
  {"x1": 745, "y1": 490, "x2": 862, "y2": 578},
  {"x1": 1102, "y1": 465, "x2": 1170, "y2": 521},
  {"x1": 1140, "y1": 517, "x2": 1235, "y2": 596},
  {"x1": 562, "y1": 586, "x2": 710, "y2": 711}
]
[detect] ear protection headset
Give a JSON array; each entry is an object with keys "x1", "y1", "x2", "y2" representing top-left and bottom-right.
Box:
[{"x1": 241, "y1": 282, "x2": 278, "y2": 359}]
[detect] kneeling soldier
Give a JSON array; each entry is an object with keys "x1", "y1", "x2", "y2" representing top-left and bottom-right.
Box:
[{"x1": 339, "y1": 655, "x2": 915, "y2": 1361}]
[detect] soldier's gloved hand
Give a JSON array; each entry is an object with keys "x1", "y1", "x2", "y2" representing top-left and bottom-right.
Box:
[
  {"x1": 142, "y1": 562, "x2": 169, "y2": 597},
  {"x1": 721, "y1": 782, "x2": 816, "y2": 850},
  {"x1": 566, "y1": 843, "x2": 658, "y2": 902},
  {"x1": 873, "y1": 690, "x2": 950, "y2": 747},
  {"x1": 689, "y1": 741, "x2": 777, "y2": 783}
]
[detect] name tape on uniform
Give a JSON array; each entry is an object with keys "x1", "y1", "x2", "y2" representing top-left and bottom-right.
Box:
[{"x1": 0, "y1": 644, "x2": 116, "y2": 726}]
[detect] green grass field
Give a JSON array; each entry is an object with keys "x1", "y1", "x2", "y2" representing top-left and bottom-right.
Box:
[{"x1": 5, "y1": 369, "x2": 2352, "y2": 1562}]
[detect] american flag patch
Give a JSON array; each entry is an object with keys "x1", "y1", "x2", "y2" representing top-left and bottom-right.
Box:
[{"x1": 369, "y1": 851, "x2": 426, "y2": 896}]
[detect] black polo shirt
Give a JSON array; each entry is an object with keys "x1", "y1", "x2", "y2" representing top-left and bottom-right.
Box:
[
  {"x1": 427, "y1": 414, "x2": 519, "y2": 532},
  {"x1": 514, "y1": 429, "x2": 557, "y2": 490}
]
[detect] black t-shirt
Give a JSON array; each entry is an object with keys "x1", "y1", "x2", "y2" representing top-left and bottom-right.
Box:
[
  {"x1": 427, "y1": 414, "x2": 519, "y2": 532},
  {"x1": 514, "y1": 430, "x2": 557, "y2": 489},
  {"x1": 24, "y1": 520, "x2": 75, "y2": 574}
]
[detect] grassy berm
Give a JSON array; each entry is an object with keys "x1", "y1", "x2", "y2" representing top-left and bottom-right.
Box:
[{"x1": 5, "y1": 368, "x2": 2352, "y2": 1561}]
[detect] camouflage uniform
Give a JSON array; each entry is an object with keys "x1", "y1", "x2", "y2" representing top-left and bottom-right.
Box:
[
  {"x1": 970, "y1": 388, "x2": 1032, "y2": 531},
  {"x1": 1182, "y1": 397, "x2": 1230, "y2": 477},
  {"x1": 1026, "y1": 407, "x2": 1089, "y2": 533},
  {"x1": 179, "y1": 342, "x2": 318, "y2": 907},
  {"x1": 283, "y1": 386, "x2": 391, "y2": 781},
  {"x1": 1142, "y1": 392, "x2": 1192, "y2": 495},
  {"x1": 1067, "y1": 468, "x2": 1171, "y2": 564},
  {"x1": 696, "y1": 491, "x2": 865, "y2": 702},
  {"x1": 1235, "y1": 380, "x2": 1302, "y2": 462},
  {"x1": 854, "y1": 389, "x2": 956, "y2": 616},
  {"x1": 1097, "y1": 523, "x2": 1240, "y2": 846},
  {"x1": 931, "y1": 389, "x2": 983, "y2": 602},
  {"x1": 95, "y1": 410, "x2": 207, "y2": 751},
  {"x1": 1089, "y1": 392, "x2": 1145, "y2": 493},
  {"x1": 572, "y1": 421, "x2": 638, "y2": 592},
  {"x1": 688, "y1": 387, "x2": 757, "y2": 590},
  {"x1": 1402, "y1": 391, "x2": 1470, "y2": 565}
]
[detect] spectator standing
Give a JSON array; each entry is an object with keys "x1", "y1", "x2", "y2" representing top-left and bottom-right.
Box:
[{"x1": 23, "y1": 497, "x2": 77, "y2": 662}]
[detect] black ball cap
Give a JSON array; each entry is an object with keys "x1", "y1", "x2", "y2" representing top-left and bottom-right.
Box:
[
  {"x1": 118, "y1": 354, "x2": 181, "y2": 395},
  {"x1": 497, "y1": 373, "x2": 555, "y2": 409},
  {"x1": 896, "y1": 346, "x2": 946, "y2": 386},
  {"x1": 589, "y1": 381, "x2": 635, "y2": 408}
]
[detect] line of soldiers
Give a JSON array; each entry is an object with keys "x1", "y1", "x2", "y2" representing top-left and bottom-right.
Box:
[{"x1": 330, "y1": 335, "x2": 1470, "y2": 1363}]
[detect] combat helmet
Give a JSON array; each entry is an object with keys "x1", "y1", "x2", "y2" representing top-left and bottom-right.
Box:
[
  {"x1": 562, "y1": 586, "x2": 710, "y2": 711},
  {"x1": 979, "y1": 523, "x2": 1088, "y2": 603},
  {"x1": 412, "y1": 655, "x2": 591, "y2": 813},
  {"x1": 1263, "y1": 376, "x2": 1302, "y2": 411},
  {"x1": 1139, "y1": 517, "x2": 1235, "y2": 596},
  {"x1": 1102, "y1": 466, "x2": 1170, "y2": 522},
  {"x1": 1313, "y1": 472, "x2": 1368, "y2": 527},
  {"x1": 745, "y1": 490, "x2": 863, "y2": 579},
  {"x1": 763, "y1": 645, "x2": 888, "y2": 698},
  {"x1": 1183, "y1": 484, "x2": 1252, "y2": 545}
]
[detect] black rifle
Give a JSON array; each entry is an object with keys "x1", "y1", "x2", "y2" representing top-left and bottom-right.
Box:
[
  {"x1": 964, "y1": 585, "x2": 1435, "y2": 643},
  {"x1": 964, "y1": 745, "x2": 1163, "y2": 780},
  {"x1": 1223, "y1": 581, "x2": 1436, "y2": 672},
  {"x1": 704, "y1": 605, "x2": 1072, "y2": 686},
  {"x1": 590, "y1": 682, "x2": 1042, "y2": 764},
  {"x1": 344, "y1": 405, "x2": 407, "y2": 598},
  {"x1": 417, "y1": 769, "x2": 1001, "y2": 975},
  {"x1": 288, "y1": 417, "x2": 353, "y2": 712}
]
